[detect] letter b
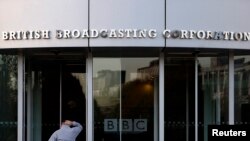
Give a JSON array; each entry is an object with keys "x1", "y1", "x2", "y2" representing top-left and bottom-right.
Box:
[
  {"x1": 104, "y1": 119, "x2": 117, "y2": 132},
  {"x1": 122, "y1": 119, "x2": 132, "y2": 132}
]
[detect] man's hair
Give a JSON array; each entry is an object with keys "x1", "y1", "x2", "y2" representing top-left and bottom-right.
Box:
[
  {"x1": 62, "y1": 118, "x2": 74, "y2": 122},
  {"x1": 61, "y1": 119, "x2": 72, "y2": 124}
]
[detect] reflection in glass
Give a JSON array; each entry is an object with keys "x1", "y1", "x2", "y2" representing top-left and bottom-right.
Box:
[
  {"x1": 0, "y1": 55, "x2": 18, "y2": 141},
  {"x1": 62, "y1": 69, "x2": 86, "y2": 141},
  {"x1": 198, "y1": 56, "x2": 229, "y2": 141},
  {"x1": 234, "y1": 55, "x2": 250, "y2": 125},
  {"x1": 93, "y1": 58, "x2": 158, "y2": 141}
]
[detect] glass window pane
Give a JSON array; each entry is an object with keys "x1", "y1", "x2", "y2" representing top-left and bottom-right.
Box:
[
  {"x1": 0, "y1": 54, "x2": 18, "y2": 141},
  {"x1": 93, "y1": 58, "x2": 122, "y2": 141},
  {"x1": 198, "y1": 55, "x2": 229, "y2": 141},
  {"x1": 234, "y1": 55, "x2": 250, "y2": 125},
  {"x1": 93, "y1": 57, "x2": 158, "y2": 141}
]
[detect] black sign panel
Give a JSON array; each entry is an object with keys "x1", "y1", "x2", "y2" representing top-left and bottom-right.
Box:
[{"x1": 208, "y1": 125, "x2": 250, "y2": 141}]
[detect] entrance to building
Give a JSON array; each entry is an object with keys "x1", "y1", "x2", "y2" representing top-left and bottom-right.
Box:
[
  {"x1": 164, "y1": 56, "x2": 196, "y2": 141},
  {"x1": 23, "y1": 49, "x2": 228, "y2": 141},
  {"x1": 25, "y1": 49, "x2": 86, "y2": 141}
]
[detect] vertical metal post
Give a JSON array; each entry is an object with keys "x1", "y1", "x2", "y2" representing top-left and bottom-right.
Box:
[
  {"x1": 186, "y1": 65, "x2": 189, "y2": 141},
  {"x1": 216, "y1": 71, "x2": 221, "y2": 124},
  {"x1": 229, "y1": 51, "x2": 234, "y2": 125},
  {"x1": 154, "y1": 78, "x2": 159, "y2": 141},
  {"x1": 159, "y1": 52, "x2": 165, "y2": 141},
  {"x1": 60, "y1": 64, "x2": 62, "y2": 124},
  {"x1": 27, "y1": 59, "x2": 33, "y2": 141},
  {"x1": 195, "y1": 54, "x2": 198, "y2": 141},
  {"x1": 87, "y1": 52, "x2": 93, "y2": 141},
  {"x1": 119, "y1": 59, "x2": 122, "y2": 141},
  {"x1": 18, "y1": 51, "x2": 24, "y2": 141}
]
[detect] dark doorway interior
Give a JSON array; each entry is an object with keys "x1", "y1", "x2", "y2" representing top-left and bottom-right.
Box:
[
  {"x1": 164, "y1": 58, "x2": 195, "y2": 141},
  {"x1": 28, "y1": 52, "x2": 86, "y2": 141}
]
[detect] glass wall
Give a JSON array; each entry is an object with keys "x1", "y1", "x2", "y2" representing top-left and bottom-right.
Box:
[
  {"x1": 198, "y1": 54, "x2": 229, "y2": 141},
  {"x1": 234, "y1": 55, "x2": 250, "y2": 125},
  {"x1": 164, "y1": 56, "x2": 195, "y2": 141},
  {"x1": 93, "y1": 57, "x2": 159, "y2": 141},
  {"x1": 163, "y1": 51, "x2": 229, "y2": 141},
  {"x1": 0, "y1": 54, "x2": 18, "y2": 141},
  {"x1": 1, "y1": 49, "x2": 244, "y2": 141}
]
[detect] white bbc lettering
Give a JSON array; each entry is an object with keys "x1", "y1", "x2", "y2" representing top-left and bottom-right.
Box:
[
  {"x1": 121, "y1": 119, "x2": 133, "y2": 132},
  {"x1": 104, "y1": 119, "x2": 118, "y2": 132},
  {"x1": 134, "y1": 119, "x2": 147, "y2": 132},
  {"x1": 104, "y1": 119, "x2": 147, "y2": 132}
]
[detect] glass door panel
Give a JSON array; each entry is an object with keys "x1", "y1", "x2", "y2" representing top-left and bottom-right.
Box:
[
  {"x1": 0, "y1": 55, "x2": 18, "y2": 141},
  {"x1": 61, "y1": 64, "x2": 86, "y2": 141},
  {"x1": 164, "y1": 57, "x2": 195, "y2": 141},
  {"x1": 93, "y1": 58, "x2": 159, "y2": 141},
  {"x1": 234, "y1": 55, "x2": 250, "y2": 125},
  {"x1": 198, "y1": 55, "x2": 229, "y2": 141},
  {"x1": 26, "y1": 53, "x2": 86, "y2": 141}
]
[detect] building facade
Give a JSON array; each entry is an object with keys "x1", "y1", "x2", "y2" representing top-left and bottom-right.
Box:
[{"x1": 1, "y1": 0, "x2": 250, "y2": 141}]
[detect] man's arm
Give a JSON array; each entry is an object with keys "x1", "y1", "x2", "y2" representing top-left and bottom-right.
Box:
[{"x1": 71, "y1": 121, "x2": 83, "y2": 135}]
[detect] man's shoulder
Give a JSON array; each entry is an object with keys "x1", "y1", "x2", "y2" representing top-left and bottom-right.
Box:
[{"x1": 53, "y1": 129, "x2": 62, "y2": 134}]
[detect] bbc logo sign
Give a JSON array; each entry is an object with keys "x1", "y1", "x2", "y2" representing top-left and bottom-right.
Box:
[{"x1": 104, "y1": 119, "x2": 147, "y2": 132}]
